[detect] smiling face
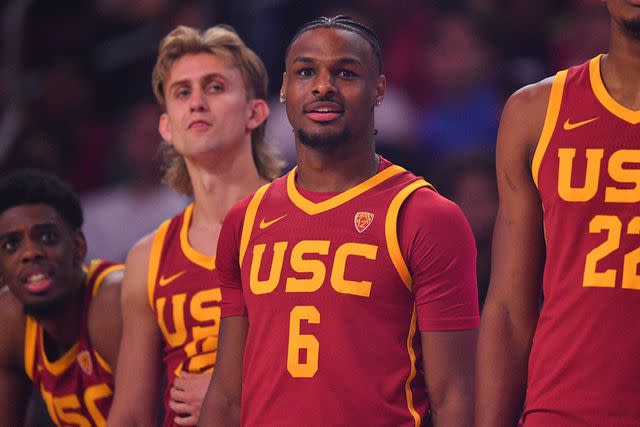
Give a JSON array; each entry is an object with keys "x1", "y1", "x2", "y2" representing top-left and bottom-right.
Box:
[
  {"x1": 159, "y1": 52, "x2": 263, "y2": 161},
  {"x1": 0, "y1": 204, "x2": 86, "y2": 317},
  {"x1": 282, "y1": 27, "x2": 385, "y2": 151}
]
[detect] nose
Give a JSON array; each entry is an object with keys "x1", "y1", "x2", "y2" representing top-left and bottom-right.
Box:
[
  {"x1": 20, "y1": 239, "x2": 44, "y2": 264},
  {"x1": 190, "y1": 87, "x2": 208, "y2": 112},
  {"x1": 312, "y1": 69, "x2": 336, "y2": 98}
]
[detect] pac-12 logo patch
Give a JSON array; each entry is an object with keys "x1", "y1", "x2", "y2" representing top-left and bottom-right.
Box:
[
  {"x1": 354, "y1": 212, "x2": 374, "y2": 233},
  {"x1": 77, "y1": 350, "x2": 93, "y2": 376}
]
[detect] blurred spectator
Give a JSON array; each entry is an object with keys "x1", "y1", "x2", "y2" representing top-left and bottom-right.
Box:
[
  {"x1": 435, "y1": 152, "x2": 498, "y2": 309},
  {"x1": 82, "y1": 100, "x2": 189, "y2": 262}
]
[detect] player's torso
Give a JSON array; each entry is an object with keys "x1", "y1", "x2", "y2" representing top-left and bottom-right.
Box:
[
  {"x1": 527, "y1": 55, "x2": 640, "y2": 425},
  {"x1": 238, "y1": 162, "x2": 429, "y2": 427},
  {"x1": 25, "y1": 260, "x2": 121, "y2": 427},
  {"x1": 148, "y1": 204, "x2": 220, "y2": 426}
]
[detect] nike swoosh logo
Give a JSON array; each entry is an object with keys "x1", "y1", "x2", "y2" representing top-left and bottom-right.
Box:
[
  {"x1": 259, "y1": 214, "x2": 287, "y2": 229},
  {"x1": 159, "y1": 271, "x2": 186, "y2": 287},
  {"x1": 563, "y1": 117, "x2": 599, "y2": 130}
]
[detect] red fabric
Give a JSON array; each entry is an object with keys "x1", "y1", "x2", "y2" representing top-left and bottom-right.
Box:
[
  {"x1": 27, "y1": 260, "x2": 117, "y2": 427},
  {"x1": 525, "y1": 58, "x2": 640, "y2": 425},
  {"x1": 150, "y1": 209, "x2": 220, "y2": 427},
  {"x1": 218, "y1": 157, "x2": 478, "y2": 426}
]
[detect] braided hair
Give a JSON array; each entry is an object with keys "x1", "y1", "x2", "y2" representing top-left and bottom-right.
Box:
[{"x1": 286, "y1": 15, "x2": 383, "y2": 74}]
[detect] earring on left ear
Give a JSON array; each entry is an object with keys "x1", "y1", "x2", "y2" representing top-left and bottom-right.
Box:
[
  {"x1": 280, "y1": 93, "x2": 286, "y2": 103},
  {"x1": 375, "y1": 97, "x2": 382, "y2": 107}
]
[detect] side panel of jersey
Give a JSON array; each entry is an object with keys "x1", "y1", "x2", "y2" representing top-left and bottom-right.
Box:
[
  {"x1": 526, "y1": 56, "x2": 640, "y2": 425},
  {"x1": 238, "y1": 166, "x2": 429, "y2": 427},
  {"x1": 25, "y1": 260, "x2": 122, "y2": 427},
  {"x1": 149, "y1": 205, "x2": 220, "y2": 427}
]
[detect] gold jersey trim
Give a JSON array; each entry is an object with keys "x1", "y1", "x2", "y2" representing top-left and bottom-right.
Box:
[
  {"x1": 385, "y1": 180, "x2": 433, "y2": 292},
  {"x1": 148, "y1": 218, "x2": 172, "y2": 310},
  {"x1": 405, "y1": 305, "x2": 421, "y2": 427},
  {"x1": 39, "y1": 330, "x2": 79, "y2": 376},
  {"x1": 590, "y1": 54, "x2": 640, "y2": 124},
  {"x1": 239, "y1": 183, "x2": 271, "y2": 267},
  {"x1": 92, "y1": 264, "x2": 124, "y2": 297},
  {"x1": 286, "y1": 164, "x2": 406, "y2": 215},
  {"x1": 532, "y1": 69, "x2": 568, "y2": 188},
  {"x1": 24, "y1": 316, "x2": 38, "y2": 380},
  {"x1": 180, "y1": 203, "x2": 216, "y2": 270},
  {"x1": 94, "y1": 350, "x2": 112, "y2": 375}
]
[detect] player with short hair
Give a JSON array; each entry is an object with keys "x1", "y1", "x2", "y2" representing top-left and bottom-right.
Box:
[
  {"x1": 107, "y1": 25, "x2": 281, "y2": 427},
  {"x1": 477, "y1": 1, "x2": 640, "y2": 425},
  {"x1": 0, "y1": 169, "x2": 123, "y2": 426},
  {"x1": 199, "y1": 16, "x2": 479, "y2": 427}
]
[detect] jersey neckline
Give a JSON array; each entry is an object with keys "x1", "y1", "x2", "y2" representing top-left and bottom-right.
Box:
[{"x1": 590, "y1": 54, "x2": 640, "y2": 124}]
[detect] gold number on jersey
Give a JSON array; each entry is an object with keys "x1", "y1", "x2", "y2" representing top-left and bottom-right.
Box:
[
  {"x1": 582, "y1": 215, "x2": 640, "y2": 289},
  {"x1": 287, "y1": 305, "x2": 320, "y2": 378}
]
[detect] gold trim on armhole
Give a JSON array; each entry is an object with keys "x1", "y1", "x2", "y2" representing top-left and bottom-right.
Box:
[
  {"x1": 24, "y1": 316, "x2": 38, "y2": 380},
  {"x1": 384, "y1": 180, "x2": 433, "y2": 292},
  {"x1": 92, "y1": 264, "x2": 125, "y2": 297},
  {"x1": 148, "y1": 218, "x2": 172, "y2": 310},
  {"x1": 239, "y1": 183, "x2": 270, "y2": 267},
  {"x1": 531, "y1": 69, "x2": 568, "y2": 188}
]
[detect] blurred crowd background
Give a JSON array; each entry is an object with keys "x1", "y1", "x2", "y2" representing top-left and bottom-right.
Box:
[{"x1": 0, "y1": 0, "x2": 610, "y2": 308}]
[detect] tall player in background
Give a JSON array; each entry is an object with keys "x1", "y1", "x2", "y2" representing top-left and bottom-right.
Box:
[
  {"x1": 477, "y1": 1, "x2": 640, "y2": 425},
  {"x1": 0, "y1": 170, "x2": 123, "y2": 426},
  {"x1": 199, "y1": 16, "x2": 479, "y2": 427},
  {"x1": 107, "y1": 25, "x2": 281, "y2": 427}
]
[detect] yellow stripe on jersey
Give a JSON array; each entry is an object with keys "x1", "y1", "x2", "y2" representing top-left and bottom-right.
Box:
[
  {"x1": 24, "y1": 316, "x2": 38, "y2": 380},
  {"x1": 405, "y1": 305, "x2": 421, "y2": 427},
  {"x1": 148, "y1": 218, "x2": 172, "y2": 310},
  {"x1": 590, "y1": 54, "x2": 640, "y2": 124},
  {"x1": 92, "y1": 264, "x2": 124, "y2": 297},
  {"x1": 385, "y1": 180, "x2": 432, "y2": 292},
  {"x1": 239, "y1": 183, "x2": 270, "y2": 267},
  {"x1": 286, "y1": 164, "x2": 406, "y2": 215},
  {"x1": 180, "y1": 203, "x2": 216, "y2": 270},
  {"x1": 39, "y1": 329, "x2": 79, "y2": 376},
  {"x1": 94, "y1": 350, "x2": 112, "y2": 374},
  {"x1": 532, "y1": 69, "x2": 568, "y2": 188}
]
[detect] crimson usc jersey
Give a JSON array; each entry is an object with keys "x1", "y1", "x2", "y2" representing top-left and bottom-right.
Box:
[
  {"x1": 526, "y1": 55, "x2": 640, "y2": 425},
  {"x1": 148, "y1": 204, "x2": 220, "y2": 427},
  {"x1": 218, "y1": 157, "x2": 479, "y2": 426},
  {"x1": 25, "y1": 260, "x2": 123, "y2": 427}
]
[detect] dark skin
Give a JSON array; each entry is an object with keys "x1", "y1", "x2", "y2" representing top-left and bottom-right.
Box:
[
  {"x1": 199, "y1": 27, "x2": 477, "y2": 427},
  {"x1": 476, "y1": 1, "x2": 640, "y2": 425},
  {"x1": 0, "y1": 204, "x2": 122, "y2": 425}
]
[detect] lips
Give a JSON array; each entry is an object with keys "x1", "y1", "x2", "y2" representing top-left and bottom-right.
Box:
[
  {"x1": 188, "y1": 119, "x2": 212, "y2": 130},
  {"x1": 304, "y1": 101, "x2": 344, "y2": 122},
  {"x1": 22, "y1": 269, "x2": 54, "y2": 294}
]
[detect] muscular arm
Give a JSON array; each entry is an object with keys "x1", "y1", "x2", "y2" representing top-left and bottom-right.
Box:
[
  {"x1": 475, "y1": 81, "x2": 551, "y2": 427},
  {"x1": 107, "y1": 237, "x2": 162, "y2": 427},
  {"x1": 89, "y1": 267, "x2": 124, "y2": 370},
  {"x1": 198, "y1": 316, "x2": 247, "y2": 427},
  {"x1": 0, "y1": 290, "x2": 30, "y2": 425}
]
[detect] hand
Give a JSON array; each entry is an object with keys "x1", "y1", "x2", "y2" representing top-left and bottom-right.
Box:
[{"x1": 169, "y1": 371, "x2": 213, "y2": 426}]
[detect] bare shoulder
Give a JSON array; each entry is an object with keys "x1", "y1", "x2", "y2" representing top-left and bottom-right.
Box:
[{"x1": 0, "y1": 288, "x2": 26, "y2": 364}]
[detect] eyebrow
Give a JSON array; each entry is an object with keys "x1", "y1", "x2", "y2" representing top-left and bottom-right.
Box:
[
  {"x1": 0, "y1": 223, "x2": 59, "y2": 239},
  {"x1": 168, "y1": 73, "x2": 229, "y2": 92},
  {"x1": 291, "y1": 56, "x2": 364, "y2": 67}
]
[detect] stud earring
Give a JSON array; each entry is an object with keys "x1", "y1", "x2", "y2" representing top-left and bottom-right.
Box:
[
  {"x1": 280, "y1": 93, "x2": 286, "y2": 103},
  {"x1": 375, "y1": 98, "x2": 382, "y2": 107}
]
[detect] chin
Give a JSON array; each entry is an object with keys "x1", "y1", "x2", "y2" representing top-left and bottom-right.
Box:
[{"x1": 297, "y1": 127, "x2": 350, "y2": 151}]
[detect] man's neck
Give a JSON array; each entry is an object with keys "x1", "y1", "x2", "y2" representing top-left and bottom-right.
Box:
[
  {"x1": 604, "y1": 25, "x2": 640, "y2": 110},
  {"x1": 38, "y1": 277, "x2": 85, "y2": 349},
  {"x1": 295, "y1": 141, "x2": 379, "y2": 193}
]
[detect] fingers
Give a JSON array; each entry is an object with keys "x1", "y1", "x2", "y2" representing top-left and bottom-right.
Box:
[
  {"x1": 170, "y1": 385, "x2": 187, "y2": 402},
  {"x1": 168, "y1": 399, "x2": 192, "y2": 414},
  {"x1": 174, "y1": 413, "x2": 199, "y2": 426}
]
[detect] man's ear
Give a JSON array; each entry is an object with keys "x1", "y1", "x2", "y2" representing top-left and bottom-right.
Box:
[
  {"x1": 374, "y1": 74, "x2": 386, "y2": 107},
  {"x1": 158, "y1": 113, "x2": 172, "y2": 144},
  {"x1": 280, "y1": 72, "x2": 288, "y2": 103},
  {"x1": 246, "y1": 99, "x2": 270, "y2": 131},
  {"x1": 73, "y1": 230, "x2": 87, "y2": 267}
]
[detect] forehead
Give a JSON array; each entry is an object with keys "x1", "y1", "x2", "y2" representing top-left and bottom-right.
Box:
[
  {"x1": 167, "y1": 52, "x2": 244, "y2": 85},
  {"x1": 0, "y1": 205, "x2": 66, "y2": 232},
  {"x1": 286, "y1": 27, "x2": 376, "y2": 69}
]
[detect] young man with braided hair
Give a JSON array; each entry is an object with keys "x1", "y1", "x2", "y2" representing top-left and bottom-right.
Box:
[
  {"x1": 0, "y1": 169, "x2": 124, "y2": 426},
  {"x1": 107, "y1": 25, "x2": 281, "y2": 427},
  {"x1": 199, "y1": 16, "x2": 479, "y2": 427}
]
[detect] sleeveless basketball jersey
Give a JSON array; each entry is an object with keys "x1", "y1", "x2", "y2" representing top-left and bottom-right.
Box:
[
  {"x1": 232, "y1": 160, "x2": 435, "y2": 426},
  {"x1": 24, "y1": 260, "x2": 123, "y2": 427},
  {"x1": 527, "y1": 55, "x2": 640, "y2": 425},
  {"x1": 148, "y1": 204, "x2": 220, "y2": 427}
]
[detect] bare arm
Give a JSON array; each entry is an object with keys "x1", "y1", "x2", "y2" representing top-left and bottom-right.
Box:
[
  {"x1": 198, "y1": 316, "x2": 248, "y2": 427},
  {"x1": 89, "y1": 267, "x2": 124, "y2": 370},
  {"x1": 475, "y1": 81, "x2": 551, "y2": 427},
  {"x1": 422, "y1": 329, "x2": 477, "y2": 427},
  {"x1": 107, "y1": 237, "x2": 162, "y2": 427},
  {"x1": 0, "y1": 290, "x2": 30, "y2": 425}
]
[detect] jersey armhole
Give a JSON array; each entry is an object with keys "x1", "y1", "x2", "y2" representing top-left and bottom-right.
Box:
[
  {"x1": 384, "y1": 180, "x2": 434, "y2": 292},
  {"x1": 531, "y1": 69, "x2": 568, "y2": 188},
  {"x1": 91, "y1": 263, "x2": 125, "y2": 297},
  {"x1": 147, "y1": 219, "x2": 172, "y2": 310},
  {"x1": 24, "y1": 316, "x2": 38, "y2": 380},
  {"x1": 239, "y1": 183, "x2": 270, "y2": 267}
]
